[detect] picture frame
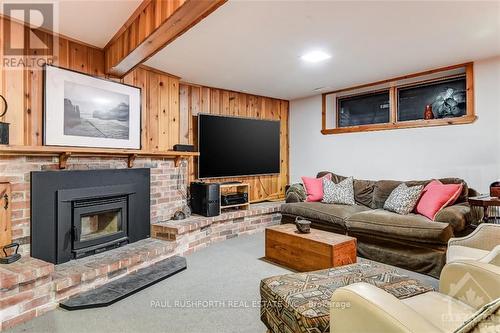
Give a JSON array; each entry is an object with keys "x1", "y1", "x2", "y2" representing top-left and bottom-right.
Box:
[{"x1": 44, "y1": 65, "x2": 141, "y2": 149}]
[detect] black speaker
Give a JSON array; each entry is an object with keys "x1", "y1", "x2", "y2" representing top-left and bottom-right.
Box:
[
  {"x1": 190, "y1": 182, "x2": 220, "y2": 217},
  {"x1": 173, "y1": 144, "x2": 195, "y2": 152}
]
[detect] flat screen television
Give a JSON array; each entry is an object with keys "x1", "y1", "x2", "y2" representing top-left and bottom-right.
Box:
[{"x1": 198, "y1": 114, "x2": 280, "y2": 178}]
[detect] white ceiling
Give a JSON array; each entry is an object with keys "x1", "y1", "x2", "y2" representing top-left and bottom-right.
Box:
[
  {"x1": 2, "y1": 0, "x2": 142, "y2": 48},
  {"x1": 146, "y1": 0, "x2": 500, "y2": 100}
]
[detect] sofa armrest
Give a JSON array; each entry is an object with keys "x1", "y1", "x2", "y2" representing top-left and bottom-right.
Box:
[
  {"x1": 330, "y1": 283, "x2": 443, "y2": 333},
  {"x1": 479, "y1": 245, "x2": 500, "y2": 265},
  {"x1": 439, "y1": 260, "x2": 500, "y2": 309},
  {"x1": 434, "y1": 203, "x2": 472, "y2": 232},
  {"x1": 448, "y1": 223, "x2": 500, "y2": 251}
]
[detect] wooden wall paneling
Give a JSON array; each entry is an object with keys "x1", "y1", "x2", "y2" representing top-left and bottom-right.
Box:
[
  {"x1": 238, "y1": 93, "x2": 247, "y2": 117},
  {"x1": 148, "y1": 71, "x2": 160, "y2": 151},
  {"x1": 88, "y1": 48, "x2": 105, "y2": 77},
  {"x1": 228, "y1": 91, "x2": 238, "y2": 116},
  {"x1": 137, "y1": 68, "x2": 150, "y2": 151},
  {"x1": 25, "y1": 29, "x2": 54, "y2": 146},
  {"x1": 168, "y1": 77, "x2": 180, "y2": 149},
  {"x1": 210, "y1": 89, "x2": 220, "y2": 115},
  {"x1": 280, "y1": 100, "x2": 289, "y2": 196},
  {"x1": 56, "y1": 38, "x2": 70, "y2": 68},
  {"x1": 1, "y1": 15, "x2": 181, "y2": 155},
  {"x1": 201, "y1": 87, "x2": 210, "y2": 113},
  {"x1": 179, "y1": 83, "x2": 289, "y2": 202},
  {"x1": 221, "y1": 90, "x2": 229, "y2": 115},
  {"x1": 158, "y1": 73, "x2": 169, "y2": 150},
  {"x1": 68, "y1": 41, "x2": 89, "y2": 72},
  {"x1": 1, "y1": 19, "x2": 25, "y2": 146},
  {"x1": 123, "y1": 67, "x2": 148, "y2": 151},
  {"x1": 179, "y1": 84, "x2": 190, "y2": 144}
]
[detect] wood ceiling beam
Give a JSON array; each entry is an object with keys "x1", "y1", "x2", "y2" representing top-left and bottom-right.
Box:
[{"x1": 104, "y1": 0, "x2": 227, "y2": 77}]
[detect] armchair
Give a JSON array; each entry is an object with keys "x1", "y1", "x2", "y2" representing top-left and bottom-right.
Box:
[
  {"x1": 447, "y1": 223, "x2": 500, "y2": 264},
  {"x1": 330, "y1": 261, "x2": 500, "y2": 333}
]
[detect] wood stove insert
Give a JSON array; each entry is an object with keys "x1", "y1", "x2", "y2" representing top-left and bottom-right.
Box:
[{"x1": 31, "y1": 169, "x2": 150, "y2": 264}]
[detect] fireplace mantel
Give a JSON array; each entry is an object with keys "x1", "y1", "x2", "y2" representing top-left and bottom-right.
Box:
[{"x1": 0, "y1": 145, "x2": 198, "y2": 169}]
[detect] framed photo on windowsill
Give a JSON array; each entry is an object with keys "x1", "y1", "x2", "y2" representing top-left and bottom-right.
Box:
[{"x1": 44, "y1": 65, "x2": 141, "y2": 149}]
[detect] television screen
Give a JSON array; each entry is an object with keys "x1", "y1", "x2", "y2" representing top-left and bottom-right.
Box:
[{"x1": 198, "y1": 114, "x2": 280, "y2": 178}]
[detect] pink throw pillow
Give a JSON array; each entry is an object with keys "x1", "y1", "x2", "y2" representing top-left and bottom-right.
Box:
[
  {"x1": 416, "y1": 180, "x2": 463, "y2": 220},
  {"x1": 301, "y1": 174, "x2": 332, "y2": 202}
]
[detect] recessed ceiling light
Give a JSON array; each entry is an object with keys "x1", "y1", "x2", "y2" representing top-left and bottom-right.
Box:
[{"x1": 301, "y1": 50, "x2": 331, "y2": 63}]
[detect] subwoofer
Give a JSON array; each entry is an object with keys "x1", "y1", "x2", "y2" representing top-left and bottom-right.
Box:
[{"x1": 190, "y1": 182, "x2": 220, "y2": 217}]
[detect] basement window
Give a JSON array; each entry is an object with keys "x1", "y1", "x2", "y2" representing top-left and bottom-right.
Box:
[
  {"x1": 337, "y1": 90, "x2": 390, "y2": 127},
  {"x1": 321, "y1": 63, "x2": 475, "y2": 134}
]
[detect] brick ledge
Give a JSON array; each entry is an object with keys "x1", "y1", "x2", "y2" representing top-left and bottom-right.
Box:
[{"x1": 151, "y1": 201, "x2": 282, "y2": 238}]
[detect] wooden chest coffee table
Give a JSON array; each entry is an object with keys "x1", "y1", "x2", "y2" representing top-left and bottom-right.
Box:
[{"x1": 265, "y1": 224, "x2": 357, "y2": 272}]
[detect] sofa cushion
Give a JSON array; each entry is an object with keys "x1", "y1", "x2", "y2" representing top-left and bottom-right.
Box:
[
  {"x1": 280, "y1": 202, "x2": 370, "y2": 229},
  {"x1": 383, "y1": 183, "x2": 424, "y2": 215},
  {"x1": 302, "y1": 174, "x2": 332, "y2": 202},
  {"x1": 346, "y1": 209, "x2": 454, "y2": 244},
  {"x1": 372, "y1": 180, "x2": 428, "y2": 209},
  {"x1": 439, "y1": 177, "x2": 469, "y2": 203},
  {"x1": 416, "y1": 180, "x2": 463, "y2": 220},
  {"x1": 322, "y1": 177, "x2": 355, "y2": 205},
  {"x1": 315, "y1": 172, "x2": 468, "y2": 208},
  {"x1": 316, "y1": 171, "x2": 375, "y2": 207},
  {"x1": 353, "y1": 179, "x2": 375, "y2": 208}
]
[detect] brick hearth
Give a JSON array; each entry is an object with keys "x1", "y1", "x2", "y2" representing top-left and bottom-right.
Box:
[
  {"x1": 0, "y1": 238, "x2": 175, "y2": 330},
  {"x1": 152, "y1": 202, "x2": 282, "y2": 255},
  {"x1": 0, "y1": 155, "x2": 283, "y2": 330},
  {"x1": 0, "y1": 202, "x2": 282, "y2": 330}
]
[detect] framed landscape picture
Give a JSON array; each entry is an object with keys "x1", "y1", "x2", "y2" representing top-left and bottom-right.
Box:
[{"x1": 44, "y1": 65, "x2": 141, "y2": 149}]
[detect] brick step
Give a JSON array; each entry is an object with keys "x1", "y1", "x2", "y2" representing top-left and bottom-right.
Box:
[
  {"x1": 151, "y1": 202, "x2": 282, "y2": 255},
  {"x1": 60, "y1": 256, "x2": 187, "y2": 310},
  {"x1": 52, "y1": 238, "x2": 176, "y2": 293},
  {"x1": 152, "y1": 202, "x2": 282, "y2": 240}
]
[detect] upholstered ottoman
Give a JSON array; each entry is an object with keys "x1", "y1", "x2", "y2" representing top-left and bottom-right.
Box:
[{"x1": 260, "y1": 259, "x2": 434, "y2": 333}]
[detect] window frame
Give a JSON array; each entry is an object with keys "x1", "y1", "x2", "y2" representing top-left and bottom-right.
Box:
[
  {"x1": 336, "y1": 88, "x2": 391, "y2": 128},
  {"x1": 321, "y1": 63, "x2": 475, "y2": 135}
]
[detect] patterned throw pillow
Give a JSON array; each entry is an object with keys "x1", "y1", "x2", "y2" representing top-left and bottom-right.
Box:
[
  {"x1": 384, "y1": 183, "x2": 424, "y2": 215},
  {"x1": 322, "y1": 176, "x2": 355, "y2": 205}
]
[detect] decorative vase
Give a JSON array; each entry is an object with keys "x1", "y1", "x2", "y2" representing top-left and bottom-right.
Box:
[
  {"x1": 424, "y1": 105, "x2": 434, "y2": 120},
  {"x1": 295, "y1": 217, "x2": 311, "y2": 234}
]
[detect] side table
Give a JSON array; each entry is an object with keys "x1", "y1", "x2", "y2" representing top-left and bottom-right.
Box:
[{"x1": 468, "y1": 196, "x2": 500, "y2": 224}]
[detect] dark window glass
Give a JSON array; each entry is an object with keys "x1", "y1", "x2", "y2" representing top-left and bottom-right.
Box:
[
  {"x1": 398, "y1": 76, "x2": 466, "y2": 121},
  {"x1": 337, "y1": 91, "x2": 390, "y2": 127}
]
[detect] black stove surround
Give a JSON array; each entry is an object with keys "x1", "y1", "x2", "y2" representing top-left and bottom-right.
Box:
[{"x1": 31, "y1": 169, "x2": 150, "y2": 264}]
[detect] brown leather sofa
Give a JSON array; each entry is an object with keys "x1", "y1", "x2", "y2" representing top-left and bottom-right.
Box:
[{"x1": 281, "y1": 172, "x2": 476, "y2": 278}]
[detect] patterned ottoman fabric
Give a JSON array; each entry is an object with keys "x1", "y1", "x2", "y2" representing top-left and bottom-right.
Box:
[{"x1": 260, "y1": 259, "x2": 434, "y2": 333}]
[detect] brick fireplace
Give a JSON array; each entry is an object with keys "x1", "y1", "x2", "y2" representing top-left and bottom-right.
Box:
[
  {"x1": 0, "y1": 155, "x2": 188, "y2": 256},
  {"x1": 0, "y1": 155, "x2": 282, "y2": 330}
]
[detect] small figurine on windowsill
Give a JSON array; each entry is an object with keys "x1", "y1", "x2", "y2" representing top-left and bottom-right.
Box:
[{"x1": 424, "y1": 104, "x2": 434, "y2": 120}]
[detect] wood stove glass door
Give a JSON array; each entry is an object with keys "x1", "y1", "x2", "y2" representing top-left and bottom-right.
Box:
[{"x1": 72, "y1": 198, "x2": 128, "y2": 251}]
